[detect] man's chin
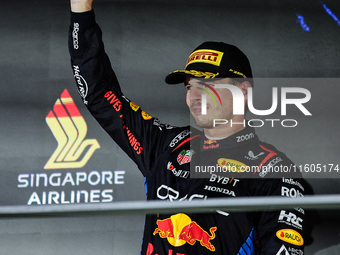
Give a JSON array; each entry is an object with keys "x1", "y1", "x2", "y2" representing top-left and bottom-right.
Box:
[{"x1": 192, "y1": 116, "x2": 215, "y2": 129}]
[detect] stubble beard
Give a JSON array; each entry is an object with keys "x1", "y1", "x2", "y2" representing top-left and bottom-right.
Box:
[
  {"x1": 190, "y1": 104, "x2": 233, "y2": 129},
  {"x1": 193, "y1": 115, "x2": 215, "y2": 128}
]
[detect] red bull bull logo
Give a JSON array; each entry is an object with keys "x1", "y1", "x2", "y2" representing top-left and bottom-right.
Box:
[
  {"x1": 204, "y1": 139, "x2": 217, "y2": 145},
  {"x1": 203, "y1": 140, "x2": 219, "y2": 150},
  {"x1": 153, "y1": 213, "x2": 217, "y2": 251}
]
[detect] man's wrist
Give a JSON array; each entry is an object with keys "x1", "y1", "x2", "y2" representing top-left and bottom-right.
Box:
[
  {"x1": 71, "y1": 1, "x2": 92, "y2": 13},
  {"x1": 70, "y1": 9, "x2": 96, "y2": 32}
]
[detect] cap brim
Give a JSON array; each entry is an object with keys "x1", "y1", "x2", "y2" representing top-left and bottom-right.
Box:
[
  {"x1": 165, "y1": 71, "x2": 188, "y2": 85},
  {"x1": 165, "y1": 70, "x2": 225, "y2": 85}
]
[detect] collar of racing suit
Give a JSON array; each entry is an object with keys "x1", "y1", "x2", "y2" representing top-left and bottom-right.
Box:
[{"x1": 196, "y1": 125, "x2": 259, "y2": 151}]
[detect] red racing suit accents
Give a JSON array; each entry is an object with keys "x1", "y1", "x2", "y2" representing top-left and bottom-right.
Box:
[{"x1": 68, "y1": 10, "x2": 309, "y2": 255}]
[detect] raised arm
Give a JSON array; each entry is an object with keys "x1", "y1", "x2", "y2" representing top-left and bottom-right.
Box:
[{"x1": 68, "y1": 2, "x2": 180, "y2": 176}]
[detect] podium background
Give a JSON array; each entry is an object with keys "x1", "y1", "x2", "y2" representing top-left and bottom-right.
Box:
[{"x1": 1, "y1": 0, "x2": 340, "y2": 254}]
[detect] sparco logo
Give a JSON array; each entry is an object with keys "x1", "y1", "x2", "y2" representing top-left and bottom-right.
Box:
[
  {"x1": 73, "y1": 65, "x2": 88, "y2": 105},
  {"x1": 169, "y1": 130, "x2": 191, "y2": 147},
  {"x1": 72, "y1": 22, "x2": 79, "y2": 49}
]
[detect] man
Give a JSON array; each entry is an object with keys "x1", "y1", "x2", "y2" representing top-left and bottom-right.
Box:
[{"x1": 69, "y1": 0, "x2": 308, "y2": 254}]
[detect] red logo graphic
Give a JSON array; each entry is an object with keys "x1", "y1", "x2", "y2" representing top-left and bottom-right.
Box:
[
  {"x1": 177, "y1": 150, "x2": 193, "y2": 165},
  {"x1": 204, "y1": 139, "x2": 217, "y2": 145},
  {"x1": 45, "y1": 89, "x2": 100, "y2": 169},
  {"x1": 153, "y1": 213, "x2": 217, "y2": 251},
  {"x1": 203, "y1": 140, "x2": 219, "y2": 150},
  {"x1": 122, "y1": 121, "x2": 143, "y2": 155},
  {"x1": 147, "y1": 243, "x2": 187, "y2": 255},
  {"x1": 104, "y1": 91, "x2": 122, "y2": 112}
]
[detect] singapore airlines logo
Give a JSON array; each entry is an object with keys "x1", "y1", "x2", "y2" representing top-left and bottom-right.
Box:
[{"x1": 44, "y1": 89, "x2": 100, "y2": 169}]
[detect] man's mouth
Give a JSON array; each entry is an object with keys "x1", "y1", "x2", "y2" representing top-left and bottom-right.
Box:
[
  {"x1": 191, "y1": 104, "x2": 208, "y2": 115},
  {"x1": 191, "y1": 106, "x2": 202, "y2": 115}
]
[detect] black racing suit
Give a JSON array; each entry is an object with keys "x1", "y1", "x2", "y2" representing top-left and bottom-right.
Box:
[{"x1": 69, "y1": 10, "x2": 308, "y2": 255}]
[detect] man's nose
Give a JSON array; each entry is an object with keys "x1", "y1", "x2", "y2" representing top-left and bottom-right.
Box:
[{"x1": 190, "y1": 87, "x2": 204, "y2": 101}]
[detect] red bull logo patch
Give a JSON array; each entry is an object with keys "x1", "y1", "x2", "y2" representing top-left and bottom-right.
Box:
[
  {"x1": 153, "y1": 213, "x2": 217, "y2": 251},
  {"x1": 204, "y1": 139, "x2": 217, "y2": 145},
  {"x1": 203, "y1": 140, "x2": 220, "y2": 150}
]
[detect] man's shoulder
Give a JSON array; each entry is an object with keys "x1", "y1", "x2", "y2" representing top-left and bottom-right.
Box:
[
  {"x1": 251, "y1": 140, "x2": 303, "y2": 179},
  {"x1": 256, "y1": 140, "x2": 294, "y2": 164},
  {"x1": 166, "y1": 125, "x2": 202, "y2": 149}
]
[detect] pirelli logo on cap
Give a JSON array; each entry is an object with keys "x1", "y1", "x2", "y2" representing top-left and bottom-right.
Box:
[{"x1": 185, "y1": 49, "x2": 224, "y2": 67}]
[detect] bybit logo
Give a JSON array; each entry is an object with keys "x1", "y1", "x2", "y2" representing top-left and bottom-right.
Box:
[{"x1": 44, "y1": 89, "x2": 100, "y2": 169}]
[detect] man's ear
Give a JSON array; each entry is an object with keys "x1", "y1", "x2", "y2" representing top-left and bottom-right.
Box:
[{"x1": 239, "y1": 81, "x2": 252, "y2": 99}]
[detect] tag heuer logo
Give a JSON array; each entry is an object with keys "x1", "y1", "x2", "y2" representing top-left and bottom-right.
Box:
[
  {"x1": 44, "y1": 89, "x2": 100, "y2": 169},
  {"x1": 177, "y1": 150, "x2": 193, "y2": 165}
]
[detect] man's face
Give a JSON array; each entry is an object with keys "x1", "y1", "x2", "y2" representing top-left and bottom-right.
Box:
[{"x1": 185, "y1": 77, "x2": 236, "y2": 128}]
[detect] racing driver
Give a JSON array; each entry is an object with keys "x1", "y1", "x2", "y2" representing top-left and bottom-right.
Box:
[{"x1": 68, "y1": 0, "x2": 310, "y2": 254}]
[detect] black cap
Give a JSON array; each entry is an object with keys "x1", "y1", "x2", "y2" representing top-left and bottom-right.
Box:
[{"x1": 165, "y1": 41, "x2": 252, "y2": 84}]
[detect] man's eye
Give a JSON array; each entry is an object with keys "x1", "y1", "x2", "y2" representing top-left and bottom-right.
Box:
[{"x1": 185, "y1": 85, "x2": 192, "y2": 91}]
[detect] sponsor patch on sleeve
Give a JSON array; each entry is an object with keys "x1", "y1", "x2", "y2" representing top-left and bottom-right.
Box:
[
  {"x1": 130, "y1": 102, "x2": 140, "y2": 111},
  {"x1": 141, "y1": 111, "x2": 152, "y2": 120},
  {"x1": 276, "y1": 229, "x2": 304, "y2": 246}
]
